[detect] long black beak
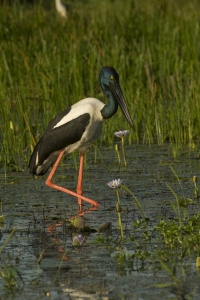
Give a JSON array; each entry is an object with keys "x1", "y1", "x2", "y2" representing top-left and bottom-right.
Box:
[{"x1": 110, "y1": 81, "x2": 134, "y2": 128}]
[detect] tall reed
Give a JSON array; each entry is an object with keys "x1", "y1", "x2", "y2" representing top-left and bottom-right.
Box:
[{"x1": 1, "y1": 0, "x2": 200, "y2": 169}]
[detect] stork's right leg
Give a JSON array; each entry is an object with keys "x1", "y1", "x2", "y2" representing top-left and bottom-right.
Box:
[{"x1": 76, "y1": 152, "x2": 100, "y2": 210}]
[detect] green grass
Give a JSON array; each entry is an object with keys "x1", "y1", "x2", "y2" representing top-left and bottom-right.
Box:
[{"x1": 1, "y1": 0, "x2": 200, "y2": 169}]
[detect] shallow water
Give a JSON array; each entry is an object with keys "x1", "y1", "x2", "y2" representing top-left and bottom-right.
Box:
[{"x1": 1, "y1": 144, "x2": 200, "y2": 299}]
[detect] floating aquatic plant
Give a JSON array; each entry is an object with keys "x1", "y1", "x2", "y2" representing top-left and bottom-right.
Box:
[
  {"x1": 69, "y1": 216, "x2": 86, "y2": 229},
  {"x1": 97, "y1": 222, "x2": 112, "y2": 233},
  {"x1": 114, "y1": 130, "x2": 129, "y2": 166}
]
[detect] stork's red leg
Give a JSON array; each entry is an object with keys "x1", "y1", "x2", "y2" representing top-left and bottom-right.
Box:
[
  {"x1": 45, "y1": 150, "x2": 99, "y2": 210},
  {"x1": 76, "y1": 152, "x2": 84, "y2": 206}
]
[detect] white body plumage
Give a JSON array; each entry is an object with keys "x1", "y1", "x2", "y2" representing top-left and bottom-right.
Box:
[
  {"x1": 54, "y1": 97, "x2": 104, "y2": 154},
  {"x1": 55, "y1": 0, "x2": 67, "y2": 18}
]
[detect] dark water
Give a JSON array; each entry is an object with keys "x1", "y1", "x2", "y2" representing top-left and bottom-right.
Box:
[{"x1": 1, "y1": 144, "x2": 200, "y2": 299}]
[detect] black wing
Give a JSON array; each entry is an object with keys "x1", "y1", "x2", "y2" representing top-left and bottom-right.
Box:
[
  {"x1": 44, "y1": 107, "x2": 71, "y2": 131},
  {"x1": 29, "y1": 113, "x2": 90, "y2": 175}
]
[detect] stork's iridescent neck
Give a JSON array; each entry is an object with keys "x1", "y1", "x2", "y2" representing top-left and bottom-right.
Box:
[{"x1": 99, "y1": 67, "x2": 119, "y2": 119}]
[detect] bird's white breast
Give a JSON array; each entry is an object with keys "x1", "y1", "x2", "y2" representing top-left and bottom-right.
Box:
[{"x1": 53, "y1": 98, "x2": 104, "y2": 129}]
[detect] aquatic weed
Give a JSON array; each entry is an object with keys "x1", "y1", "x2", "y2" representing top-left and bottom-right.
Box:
[
  {"x1": 96, "y1": 168, "x2": 200, "y2": 283},
  {"x1": 0, "y1": 198, "x2": 4, "y2": 225},
  {"x1": 121, "y1": 184, "x2": 147, "y2": 219},
  {"x1": 0, "y1": 264, "x2": 24, "y2": 291},
  {"x1": 0, "y1": 248, "x2": 24, "y2": 292},
  {"x1": 193, "y1": 176, "x2": 199, "y2": 199},
  {"x1": 154, "y1": 261, "x2": 196, "y2": 300},
  {"x1": 0, "y1": 228, "x2": 16, "y2": 255}
]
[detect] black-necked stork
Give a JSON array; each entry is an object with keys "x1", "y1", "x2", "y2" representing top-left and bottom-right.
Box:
[{"x1": 29, "y1": 66, "x2": 133, "y2": 210}]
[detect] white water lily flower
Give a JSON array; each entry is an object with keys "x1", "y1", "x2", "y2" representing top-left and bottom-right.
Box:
[
  {"x1": 107, "y1": 179, "x2": 122, "y2": 189},
  {"x1": 114, "y1": 130, "x2": 129, "y2": 138}
]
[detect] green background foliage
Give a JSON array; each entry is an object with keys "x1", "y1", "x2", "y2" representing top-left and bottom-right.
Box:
[{"x1": 1, "y1": 0, "x2": 200, "y2": 167}]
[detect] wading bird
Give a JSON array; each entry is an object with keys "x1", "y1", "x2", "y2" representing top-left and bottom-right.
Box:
[
  {"x1": 29, "y1": 66, "x2": 133, "y2": 211},
  {"x1": 55, "y1": 0, "x2": 68, "y2": 18}
]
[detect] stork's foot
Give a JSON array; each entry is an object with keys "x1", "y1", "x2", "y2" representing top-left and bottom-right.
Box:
[
  {"x1": 46, "y1": 178, "x2": 100, "y2": 210},
  {"x1": 78, "y1": 198, "x2": 99, "y2": 215}
]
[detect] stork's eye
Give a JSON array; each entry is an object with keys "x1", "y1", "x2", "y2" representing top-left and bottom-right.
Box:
[{"x1": 110, "y1": 75, "x2": 114, "y2": 80}]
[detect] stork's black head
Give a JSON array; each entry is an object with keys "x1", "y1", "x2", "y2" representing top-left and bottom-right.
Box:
[
  {"x1": 99, "y1": 66, "x2": 133, "y2": 128},
  {"x1": 99, "y1": 66, "x2": 119, "y2": 88}
]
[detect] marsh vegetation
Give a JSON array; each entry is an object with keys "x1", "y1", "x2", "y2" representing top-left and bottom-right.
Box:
[
  {"x1": 1, "y1": 0, "x2": 200, "y2": 299},
  {"x1": 1, "y1": 0, "x2": 200, "y2": 169}
]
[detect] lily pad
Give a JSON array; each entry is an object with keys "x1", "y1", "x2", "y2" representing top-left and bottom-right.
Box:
[
  {"x1": 97, "y1": 222, "x2": 112, "y2": 232},
  {"x1": 69, "y1": 216, "x2": 87, "y2": 229}
]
